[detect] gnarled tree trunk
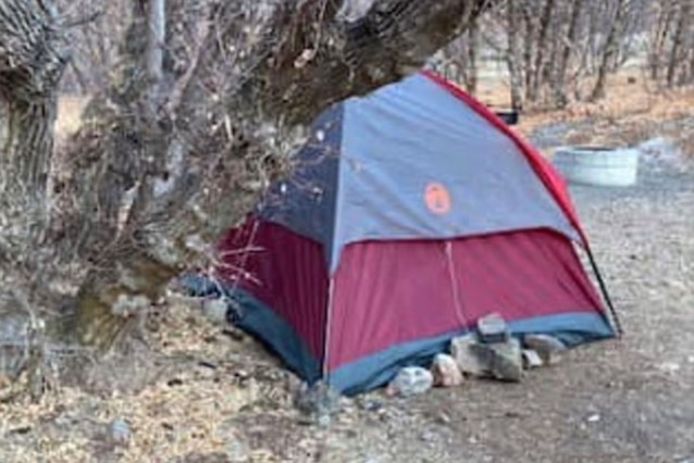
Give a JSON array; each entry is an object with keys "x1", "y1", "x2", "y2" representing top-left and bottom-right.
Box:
[{"x1": 0, "y1": 0, "x2": 493, "y2": 389}]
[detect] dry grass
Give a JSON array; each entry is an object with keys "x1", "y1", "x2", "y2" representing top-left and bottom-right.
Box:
[
  {"x1": 477, "y1": 70, "x2": 694, "y2": 157},
  {"x1": 515, "y1": 72, "x2": 694, "y2": 136},
  {"x1": 0, "y1": 299, "x2": 295, "y2": 462}
]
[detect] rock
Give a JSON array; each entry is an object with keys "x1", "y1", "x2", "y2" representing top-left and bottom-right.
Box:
[
  {"x1": 385, "y1": 366, "x2": 433, "y2": 397},
  {"x1": 523, "y1": 334, "x2": 566, "y2": 364},
  {"x1": 356, "y1": 397, "x2": 384, "y2": 413},
  {"x1": 476, "y1": 313, "x2": 510, "y2": 343},
  {"x1": 109, "y1": 418, "x2": 131, "y2": 445},
  {"x1": 450, "y1": 334, "x2": 488, "y2": 377},
  {"x1": 419, "y1": 430, "x2": 436, "y2": 443},
  {"x1": 435, "y1": 411, "x2": 451, "y2": 424},
  {"x1": 470, "y1": 338, "x2": 523, "y2": 382},
  {"x1": 202, "y1": 298, "x2": 229, "y2": 324},
  {"x1": 521, "y1": 349, "x2": 544, "y2": 369},
  {"x1": 430, "y1": 353, "x2": 464, "y2": 387},
  {"x1": 586, "y1": 413, "x2": 601, "y2": 423},
  {"x1": 294, "y1": 381, "x2": 341, "y2": 425},
  {"x1": 658, "y1": 362, "x2": 681, "y2": 374}
]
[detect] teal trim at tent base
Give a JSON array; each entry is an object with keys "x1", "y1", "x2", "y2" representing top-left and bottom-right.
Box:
[
  {"x1": 179, "y1": 275, "x2": 322, "y2": 383},
  {"x1": 179, "y1": 275, "x2": 614, "y2": 395},
  {"x1": 328, "y1": 312, "x2": 615, "y2": 395}
]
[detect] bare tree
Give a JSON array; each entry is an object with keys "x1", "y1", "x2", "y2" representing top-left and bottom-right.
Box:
[
  {"x1": 527, "y1": 0, "x2": 556, "y2": 102},
  {"x1": 505, "y1": 0, "x2": 524, "y2": 110},
  {"x1": 666, "y1": 0, "x2": 693, "y2": 87},
  {"x1": 0, "y1": 0, "x2": 492, "y2": 392},
  {"x1": 591, "y1": 0, "x2": 629, "y2": 100},
  {"x1": 550, "y1": 0, "x2": 585, "y2": 107}
]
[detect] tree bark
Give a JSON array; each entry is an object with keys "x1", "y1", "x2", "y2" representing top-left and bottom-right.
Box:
[
  {"x1": 0, "y1": 0, "x2": 68, "y2": 278},
  {"x1": 666, "y1": 0, "x2": 691, "y2": 87},
  {"x1": 551, "y1": 0, "x2": 584, "y2": 108},
  {"x1": 527, "y1": 0, "x2": 555, "y2": 102},
  {"x1": 146, "y1": 0, "x2": 166, "y2": 84},
  {"x1": 520, "y1": 2, "x2": 535, "y2": 101},
  {"x1": 0, "y1": 0, "x2": 70, "y2": 390},
  {"x1": 463, "y1": 18, "x2": 479, "y2": 94},
  {"x1": 505, "y1": 0, "x2": 524, "y2": 111},
  {"x1": 590, "y1": 0, "x2": 627, "y2": 101}
]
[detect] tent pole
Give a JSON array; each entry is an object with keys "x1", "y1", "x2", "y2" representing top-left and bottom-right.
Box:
[
  {"x1": 322, "y1": 276, "x2": 336, "y2": 383},
  {"x1": 585, "y1": 245, "x2": 623, "y2": 338}
]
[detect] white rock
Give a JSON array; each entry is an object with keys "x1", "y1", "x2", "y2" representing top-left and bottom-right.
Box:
[
  {"x1": 522, "y1": 349, "x2": 544, "y2": 369},
  {"x1": 109, "y1": 418, "x2": 131, "y2": 445},
  {"x1": 471, "y1": 338, "x2": 523, "y2": 382},
  {"x1": 477, "y1": 313, "x2": 510, "y2": 343},
  {"x1": 450, "y1": 334, "x2": 488, "y2": 377},
  {"x1": 658, "y1": 362, "x2": 681, "y2": 373},
  {"x1": 523, "y1": 334, "x2": 566, "y2": 364},
  {"x1": 202, "y1": 298, "x2": 229, "y2": 324},
  {"x1": 386, "y1": 367, "x2": 433, "y2": 397},
  {"x1": 430, "y1": 353, "x2": 464, "y2": 387}
]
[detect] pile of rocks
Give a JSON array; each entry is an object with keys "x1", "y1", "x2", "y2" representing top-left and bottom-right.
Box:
[{"x1": 386, "y1": 313, "x2": 567, "y2": 397}]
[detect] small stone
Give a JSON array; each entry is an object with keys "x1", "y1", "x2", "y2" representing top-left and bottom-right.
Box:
[
  {"x1": 522, "y1": 349, "x2": 544, "y2": 369},
  {"x1": 450, "y1": 334, "x2": 489, "y2": 377},
  {"x1": 202, "y1": 298, "x2": 229, "y2": 324},
  {"x1": 430, "y1": 353, "x2": 464, "y2": 387},
  {"x1": 477, "y1": 313, "x2": 510, "y2": 343},
  {"x1": 356, "y1": 397, "x2": 384, "y2": 413},
  {"x1": 385, "y1": 367, "x2": 433, "y2": 397},
  {"x1": 658, "y1": 362, "x2": 681, "y2": 373},
  {"x1": 317, "y1": 413, "x2": 331, "y2": 427},
  {"x1": 294, "y1": 381, "x2": 341, "y2": 424},
  {"x1": 470, "y1": 338, "x2": 523, "y2": 382},
  {"x1": 225, "y1": 439, "x2": 251, "y2": 463},
  {"x1": 586, "y1": 413, "x2": 601, "y2": 423},
  {"x1": 420, "y1": 430, "x2": 436, "y2": 443},
  {"x1": 523, "y1": 334, "x2": 566, "y2": 364},
  {"x1": 109, "y1": 418, "x2": 131, "y2": 445}
]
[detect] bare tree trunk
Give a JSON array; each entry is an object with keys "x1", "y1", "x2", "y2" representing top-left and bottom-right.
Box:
[
  {"x1": 0, "y1": 0, "x2": 68, "y2": 268},
  {"x1": 528, "y1": 0, "x2": 555, "y2": 102},
  {"x1": 463, "y1": 18, "x2": 479, "y2": 94},
  {"x1": 648, "y1": 1, "x2": 675, "y2": 81},
  {"x1": 0, "y1": 0, "x2": 70, "y2": 392},
  {"x1": 521, "y1": 3, "x2": 535, "y2": 100},
  {"x1": 1, "y1": 0, "x2": 494, "y2": 363},
  {"x1": 551, "y1": 0, "x2": 584, "y2": 108},
  {"x1": 591, "y1": 0, "x2": 627, "y2": 101},
  {"x1": 666, "y1": 0, "x2": 690, "y2": 87},
  {"x1": 506, "y1": 0, "x2": 524, "y2": 111}
]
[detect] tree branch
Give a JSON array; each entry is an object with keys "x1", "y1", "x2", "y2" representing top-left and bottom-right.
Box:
[{"x1": 248, "y1": 0, "x2": 492, "y2": 126}]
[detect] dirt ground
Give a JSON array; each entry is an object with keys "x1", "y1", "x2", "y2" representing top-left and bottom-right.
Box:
[{"x1": 2, "y1": 96, "x2": 694, "y2": 462}]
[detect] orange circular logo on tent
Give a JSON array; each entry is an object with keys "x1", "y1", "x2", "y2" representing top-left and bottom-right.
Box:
[{"x1": 424, "y1": 182, "x2": 452, "y2": 215}]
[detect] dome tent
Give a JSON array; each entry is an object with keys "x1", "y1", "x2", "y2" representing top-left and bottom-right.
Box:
[{"x1": 191, "y1": 72, "x2": 618, "y2": 395}]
